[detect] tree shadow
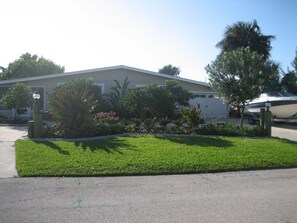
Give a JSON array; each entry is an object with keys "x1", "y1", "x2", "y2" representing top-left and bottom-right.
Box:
[
  {"x1": 74, "y1": 137, "x2": 137, "y2": 154},
  {"x1": 33, "y1": 140, "x2": 70, "y2": 155},
  {"x1": 155, "y1": 135, "x2": 234, "y2": 148}
]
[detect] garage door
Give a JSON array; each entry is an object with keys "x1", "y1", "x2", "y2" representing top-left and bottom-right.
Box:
[{"x1": 189, "y1": 92, "x2": 228, "y2": 120}]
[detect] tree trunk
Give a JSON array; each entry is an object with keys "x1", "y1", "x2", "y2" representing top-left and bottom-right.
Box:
[{"x1": 240, "y1": 103, "x2": 245, "y2": 128}]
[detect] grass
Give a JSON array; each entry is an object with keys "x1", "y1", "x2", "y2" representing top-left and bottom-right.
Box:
[{"x1": 16, "y1": 135, "x2": 297, "y2": 177}]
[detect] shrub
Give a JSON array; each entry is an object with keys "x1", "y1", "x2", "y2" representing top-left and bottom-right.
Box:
[
  {"x1": 104, "y1": 76, "x2": 130, "y2": 117},
  {"x1": 193, "y1": 122, "x2": 266, "y2": 137},
  {"x1": 179, "y1": 106, "x2": 205, "y2": 129},
  {"x1": 240, "y1": 125, "x2": 266, "y2": 137},
  {"x1": 93, "y1": 112, "x2": 119, "y2": 124},
  {"x1": 110, "y1": 122, "x2": 126, "y2": 134},
  {"x1": 92, "y1": 112, "x2": 125, "y2": 136},
  {"x1": 43, "y1": 124, "x2": 58, "y2": 138},
  {"x1": 123, "y1": 81, "x2": 194, "y2": 119},
  {"x1": 48, "y1": 79, "x2": 101, "y2": 138}
]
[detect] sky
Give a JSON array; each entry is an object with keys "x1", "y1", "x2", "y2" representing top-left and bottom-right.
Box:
[{"x1": 1, "y1": 0, "x2": 297, "y2": 82}]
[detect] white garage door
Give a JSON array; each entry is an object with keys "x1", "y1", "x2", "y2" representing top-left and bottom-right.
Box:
[{"x1": 189, "y1": 92, "x2": 228, "y2": 121}]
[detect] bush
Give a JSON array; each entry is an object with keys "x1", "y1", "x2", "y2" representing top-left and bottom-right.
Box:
[
  {"x1": 93, "y1": 112, "x2": 119, "y2": 124},
  {"x1": 179, "y1": 106, "x2": 205, "y2": 129},
  {"x1": 43, "y1": 125, "x2": 58, "y2": 138},
  {"x1": 240, "y1": 125, "x2": 267, "y2": 137},
  {"x1": 48, "y1": 79, "x2": 101, "y2": 138},
  {"x1": 92, "y1": 112, "x2": 125, "y2": 136},
  {"x1": 104, "y1": 76, "x2": 130, "y2": 117},
  {"x1": 193, "y1": 122, "x2": 265, "y2": 136},
  {"x1": 123, "y1": 81, "x2": 194, "y2": 119}
]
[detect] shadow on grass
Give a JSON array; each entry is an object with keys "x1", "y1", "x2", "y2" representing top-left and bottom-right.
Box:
[
  {"x1": 155, "y1": 135, "x2": 234, "y2": 148},
  {"x1": 33, "y1": 141, "x2": 70, "y2": 155},
  {"x1": 74, "y1": 138, "x2": 137, "y2": 154}
]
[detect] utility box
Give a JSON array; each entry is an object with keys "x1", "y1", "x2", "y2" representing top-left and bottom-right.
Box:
[{"x1": 28, "y1": 120, "x2": 34, "y2": 138}]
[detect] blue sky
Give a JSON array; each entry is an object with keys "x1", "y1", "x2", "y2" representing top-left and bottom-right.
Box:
[{"x1": 1, "y1": 0, "x2": 296, "y2": 81}]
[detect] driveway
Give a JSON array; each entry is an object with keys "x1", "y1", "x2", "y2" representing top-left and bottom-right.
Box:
[
  {"x1": 0, "y1": 169, "x2": 297, "y2": 223},
  {"x1": 229, "y1": 117, "x2": 297, "y2": 142},
  {"x1": 272, "y1": 124, "x2": 297, "y2": 142},
  {"x1": 0, "y1": 125, "x2": 27, "y2": 178}
]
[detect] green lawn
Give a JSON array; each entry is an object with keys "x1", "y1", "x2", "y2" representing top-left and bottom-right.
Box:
[{"x1": 16, "y1": 135, "x2": 297, "y2": 177}]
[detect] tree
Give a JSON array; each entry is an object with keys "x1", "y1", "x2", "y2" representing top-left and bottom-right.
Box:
[
  {"x1": 281, "y1": 71, "x2": 297, "y2": 94},
  {"x1": 105, "y1": 76, "x2": 130, "y2": 117},
  {"x1": 48, "y1": 79, "x2": 101, "y2": 137},
  {"x1": 0, "y1": 83, "x2": 32, "y2": 120},
  {"x1": 280, "y1": 48, "x2": 297, "y2": 94},
  {"x1": 261, "y1": 60, "x2": 281, "y2": 92},
  {"x1": 1, "y1": 53, "x2": 64, "y2": 80},
  {"x1": 216, "y1": 20, "x2": 275, "y2": 61},
  {"x1": 158, "y1": 65, "x2": 181, "y2": 76},
  {"x1": 163, "y1": 80, "x2": 194, "y2": 106},
  {"x1": 123, "y1": 81, "x2": 193, "y2": 119},
  {"x1": 205, "y1": 47, "x2": 266, "y2": 128}
]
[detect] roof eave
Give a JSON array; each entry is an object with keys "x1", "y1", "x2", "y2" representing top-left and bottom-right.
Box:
[{"x1": 0, "y1": 65, "x2": 210, "y2": 87}]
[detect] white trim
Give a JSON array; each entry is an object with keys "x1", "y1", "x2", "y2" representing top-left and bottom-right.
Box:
[{"x1": 0, "y1": 65, "x2": 210, "y2": 88}]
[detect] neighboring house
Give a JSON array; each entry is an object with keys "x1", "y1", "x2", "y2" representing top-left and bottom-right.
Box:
[{"x1": 0, "y1": 65, "x2": 227, "y2": 120}]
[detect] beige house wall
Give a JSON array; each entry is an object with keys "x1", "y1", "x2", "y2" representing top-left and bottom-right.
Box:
[
  {"x1": 1, "y1": 66, "x2": 226, "y2": 119},
  {"x1": 10, "y1": 68, "x2": 213, "y2": 111}
]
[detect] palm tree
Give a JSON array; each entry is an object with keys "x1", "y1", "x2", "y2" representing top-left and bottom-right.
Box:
[
  {"x1": 105, "y1": 76, "x2": 130, "y2": 117},
  {"x1": 216, "y1": 20, "x2": 275, "y2": 61}
]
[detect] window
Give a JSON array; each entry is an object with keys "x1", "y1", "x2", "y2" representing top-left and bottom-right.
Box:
[{"x1": 31, "y1": 87, "x2": 45, "y2": 110}]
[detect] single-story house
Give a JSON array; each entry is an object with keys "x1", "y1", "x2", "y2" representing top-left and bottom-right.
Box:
[{"x1": 0, "y1": 65, "x2": 228, "y2": 120}]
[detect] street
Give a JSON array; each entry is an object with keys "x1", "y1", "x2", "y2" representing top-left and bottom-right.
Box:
[{"x1": 1, "y1": 169, "x2": 297, "y2": 223}]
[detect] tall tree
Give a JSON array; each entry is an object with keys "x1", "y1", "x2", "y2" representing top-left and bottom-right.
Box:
[
  {"x1": 1, "y1": 53, "x2": 64, "y2": 80},
  {"x1": 281, "y1": 71, "x2": 297, "y2": 94},
  {"x1": 261, "y1": 60, "x2": 281, "y2": 92},
  {"x1": 280, "y1": 48, "x2": 297, "y2": 94},
  {"x1": 216, "y1": 20, "x2": 275, "y2": 61},
  {"x1": 205, "y1": 47, "x2": 266, "y2": 128},
  {"x1": 158, "y1": 65, "x2": 180, "y2": 76}
]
